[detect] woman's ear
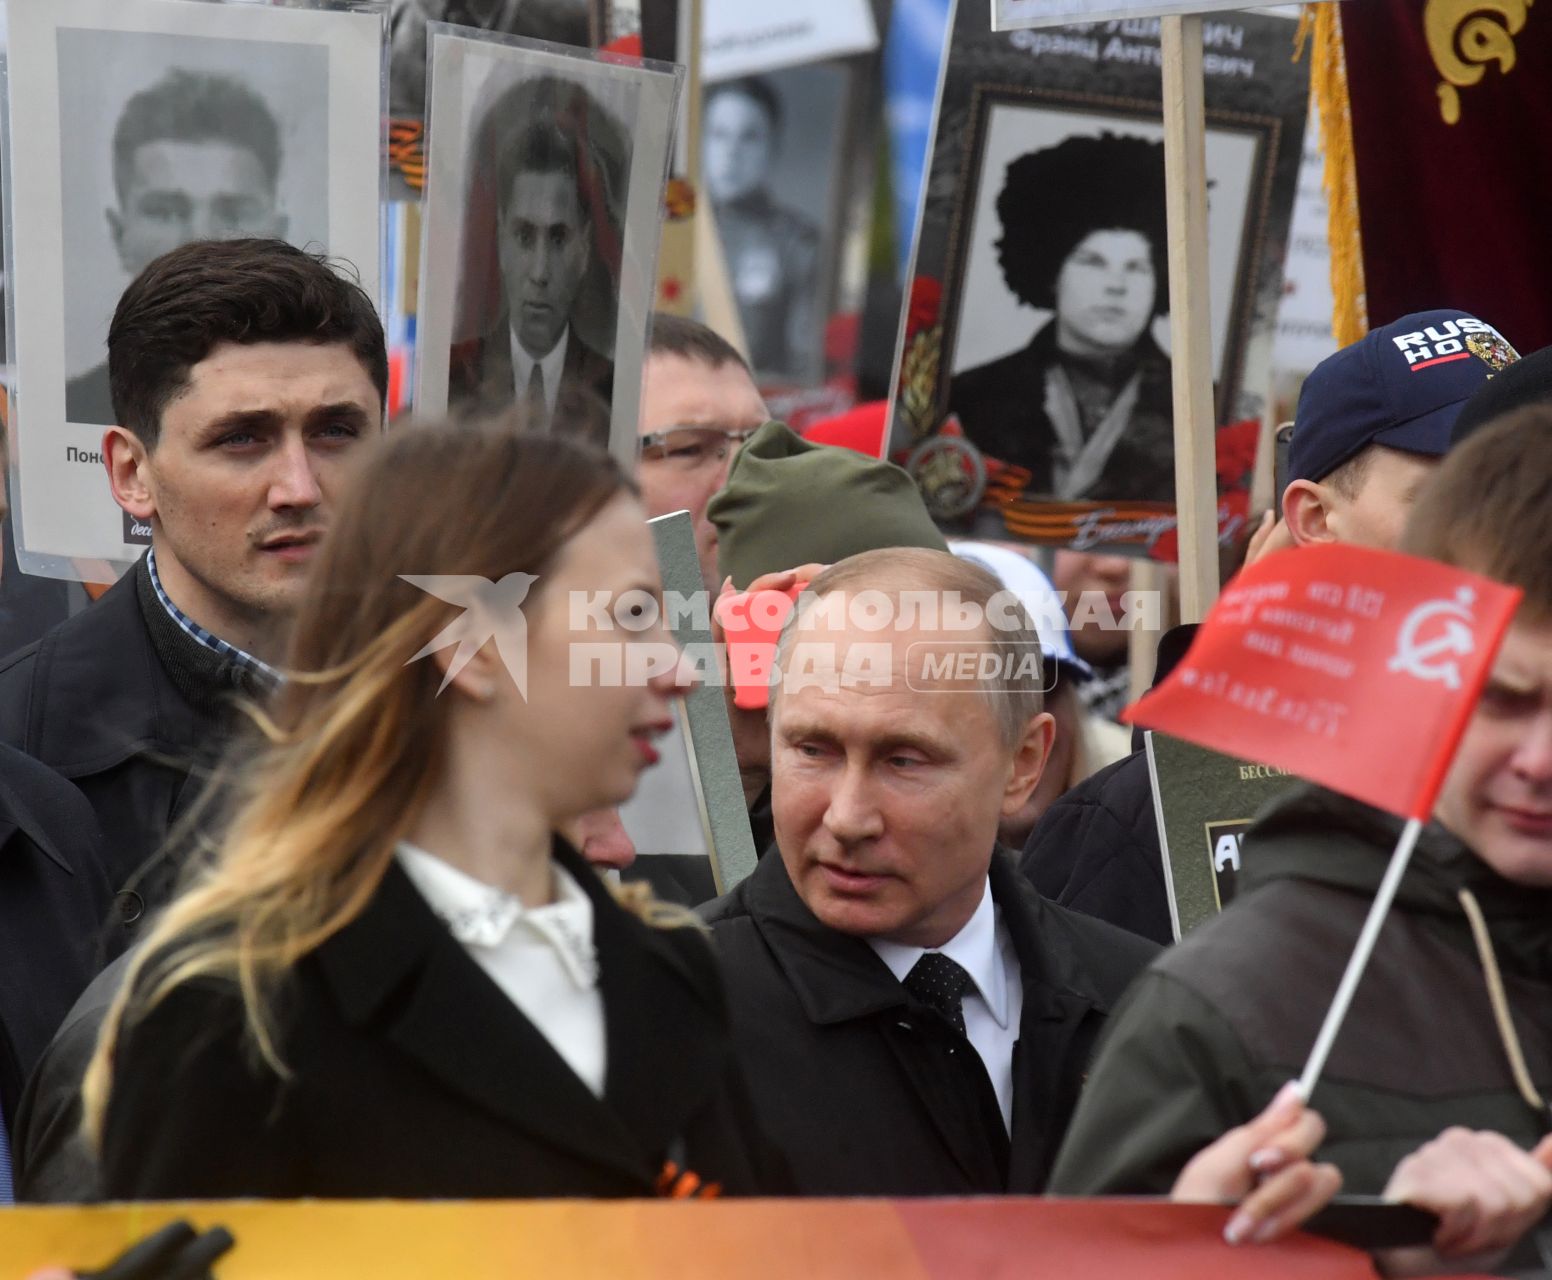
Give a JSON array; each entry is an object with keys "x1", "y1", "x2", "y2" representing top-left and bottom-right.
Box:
[{"x1": 431, "y1": 637, "x2": 502, "y2": 704}]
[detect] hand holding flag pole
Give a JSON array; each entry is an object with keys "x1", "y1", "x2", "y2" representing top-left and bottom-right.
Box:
[{"x1": 1125, "y1": 543, "x2": 1521, "y2": 1100}]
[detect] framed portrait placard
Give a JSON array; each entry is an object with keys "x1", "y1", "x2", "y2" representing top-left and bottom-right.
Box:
[
  {"x1": 2, "y1": 0, "x2": 386, "y2": 581},
  {"x1": 887, "y1": 5, "x2": 1308, "y2": 558},
  {"x1": 702, "y1": 62, "x2": 858, "y2": 393},
  {"x1": 413, "y1": 25, "x2": 680, "y2": 468}
]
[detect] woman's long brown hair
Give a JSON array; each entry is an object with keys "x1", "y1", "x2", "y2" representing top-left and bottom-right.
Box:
[{"x1": 82, "y1": 420, "x2": 633, "y2": 1146}]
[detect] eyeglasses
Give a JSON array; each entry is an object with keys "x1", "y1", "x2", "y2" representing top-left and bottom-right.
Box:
[{"x1": 638, "y1": 425, "x2": 761, "y2": 472}]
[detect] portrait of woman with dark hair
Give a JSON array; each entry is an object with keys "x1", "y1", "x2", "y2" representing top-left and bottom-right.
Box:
[{"x1": 949, "y1": 132, "x2": 1175, "y2": 504}]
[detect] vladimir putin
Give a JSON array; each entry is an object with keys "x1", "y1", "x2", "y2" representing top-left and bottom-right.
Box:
[{"x1": 67, "y1": 70, "x2": 288, "y2": 426}]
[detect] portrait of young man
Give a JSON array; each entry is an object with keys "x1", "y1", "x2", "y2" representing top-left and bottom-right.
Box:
[
  {"x1": 447, "y1": 73, "x2": 627, "y2": 434},
  {"x1": 65, "y1": 69, "x2": 292, "y2": 426}
]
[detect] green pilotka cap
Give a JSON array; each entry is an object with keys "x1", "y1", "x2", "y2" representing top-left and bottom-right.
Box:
[{"x1": 707, "y1": 421, "x2": 949, "y2": 590}]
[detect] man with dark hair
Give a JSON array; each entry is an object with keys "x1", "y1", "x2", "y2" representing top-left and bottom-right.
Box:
[
  {"x1": 0, "y1": 237, "x2": 386, "y2": 923},
  {"x1": 702, "y1": 77, "x2": 820, "y2": 379},
  {"x1": 67, "y1": 70, "x2": 289, "y2": 426},
  {"x1": 1052, "y1": 406, "x2": 1552, "y2": 1276},
  {"x1": 637, "y1": 313, "x2": 768, "y2": 592},
  {"x1": 449, "y1": 77, "x2": 620, "y2": 426},
  {"x1": 951, "y1": 132, "x2": 1173, "y2": 503}
]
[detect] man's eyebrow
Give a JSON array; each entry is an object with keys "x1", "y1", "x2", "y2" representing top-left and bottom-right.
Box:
[
  {"x1": 305, "y1": 402, "x2": 373, "y2": 428},
  {"x1": 201, "y1": 408, "x2": 282, "y2": 437}
]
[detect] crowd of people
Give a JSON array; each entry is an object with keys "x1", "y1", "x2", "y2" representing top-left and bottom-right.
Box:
[{"x1": 3, "y1": 234, "x2": 1552, "y2": 1278}]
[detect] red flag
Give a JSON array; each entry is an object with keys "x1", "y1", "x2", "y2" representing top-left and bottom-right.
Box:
[{"x1": 1126, "y1": 544, "x2": 1522, "y2": 821}]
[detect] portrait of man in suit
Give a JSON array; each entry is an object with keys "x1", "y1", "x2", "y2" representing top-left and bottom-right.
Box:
[
  {"x1": 949, "y1": 132, "x2": 1175, "y2": 505},
  {"x1": 448, "y1": 74, "x2": 626, "y2": 434},
  {"x1": 66, "y1": 70, "x2": 289, "y2": 426}
]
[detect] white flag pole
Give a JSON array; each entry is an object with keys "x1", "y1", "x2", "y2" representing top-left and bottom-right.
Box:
[{"x1": 1297, "y1": 816, "x2": 1426, "y2": 1099}]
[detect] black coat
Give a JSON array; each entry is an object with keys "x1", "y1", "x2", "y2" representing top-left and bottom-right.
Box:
[
  {"x1": 1019, "y1": 623, "x2": 1201, "y2": 948},
  {"x1": 700, "y1": 848, "x2": 1157, "y2": 1195},
  {"x1": 1019, "y1": 753, "x2": 1172, "y2": 946},
  {"x1": 949, "y1": 323, "x2": 1176, "y2": 503},
  {"x1": 100, "y1": 839, "x2": 787, "y2": 1200},
  {"x1": 0, "y1": 744, "x2": 116, "y2": 1123},
  {"x1": 0, "y1": 558, "x2": 249, "y2": 921}
]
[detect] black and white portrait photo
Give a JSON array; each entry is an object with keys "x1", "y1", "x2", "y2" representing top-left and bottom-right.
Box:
[
  {"x1": 57, "y1": 36, "x2": 329, "y2": 426},
  {"x1": 3, "y1": 0, "x2": 382, "y2": 573},
  {"x1": 702, "y1": 65, "x2": 849, "y2": 386},
  {"x1": 415, "y1": 27, "x2": 681, "y2": 464},
  {"x1": 947, "y1": 106, "x2": 1260, "y2": 505}
]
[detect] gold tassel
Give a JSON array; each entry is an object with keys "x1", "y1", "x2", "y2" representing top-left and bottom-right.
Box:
[{"x1": 1297, "y1": 3, "x2": 1368, "y2": 345}]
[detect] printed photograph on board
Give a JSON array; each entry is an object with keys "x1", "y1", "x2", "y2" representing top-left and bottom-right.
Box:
[
  {"x1": 414, "y1": 26, "x2": 680, "y2": 464},
  {"x1": 945, "y1": 100, "x2": 1260, "y2": 508},
  {"x1": 2, "y1": 0, "x2": 383, "y2": 575},
  {"x1": 702, "y1": 64, "x2": 852, "y2": 388}
]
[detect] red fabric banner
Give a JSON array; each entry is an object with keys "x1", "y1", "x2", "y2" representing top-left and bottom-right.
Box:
[
  {"x1": 1341, "y1": 0, "x2": 1552, "y2": 350},
  {"x1": 1125, "y1": 544, "x2": 1521, "y2": 821}
]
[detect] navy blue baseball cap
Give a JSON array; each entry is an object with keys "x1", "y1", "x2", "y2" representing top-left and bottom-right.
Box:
[{"x1": 1291, "y1": 309, "x2": 1519, "y2": 483}]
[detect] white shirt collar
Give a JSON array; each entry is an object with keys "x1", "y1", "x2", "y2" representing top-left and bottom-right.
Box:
[
  {"x1": 395, "y1": 841, "x2": 598, "y2": 989},
  {"x1": 867, "y1": 879, "x2": 1010, "y2": 1029},
  {"x1": 509, "y1": 325, "x2": 569, "y2": 420}
]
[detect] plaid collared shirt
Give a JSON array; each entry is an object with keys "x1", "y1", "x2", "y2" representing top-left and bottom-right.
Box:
[{"x1": 146, "y1": 548, "x2": 281, "y2": 689}]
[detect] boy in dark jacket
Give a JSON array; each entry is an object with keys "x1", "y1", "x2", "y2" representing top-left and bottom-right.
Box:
[{"x1": 1052, "y1": 409, "x2": 1552, "y2": 1273}]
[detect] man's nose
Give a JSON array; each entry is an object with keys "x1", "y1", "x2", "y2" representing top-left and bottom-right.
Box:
[
  {"x1": 822, "y1": 763, "x2": 883, "y2": 845},
  {"x1": 528, "y1": 239, "x2": 553, "y2": 283},
  {"x1": 1511, "y1": 713, "x2": 1552, "y2": 785},
  {"x1": 270, "y1": 436, "x2": 324, "y2": 510}
]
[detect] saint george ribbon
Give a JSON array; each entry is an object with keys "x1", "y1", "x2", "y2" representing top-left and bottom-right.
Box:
[
  {"x1": 1125, "y1": 542, "x2": 1522, "y2": 1098},
  {"x1": 1124, "y1": 542, "x2": 1521, "y2": 822}
]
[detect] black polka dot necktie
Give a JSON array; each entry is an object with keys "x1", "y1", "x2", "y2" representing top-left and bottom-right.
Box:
[{"x1": 904, "y1": 952, "x2": 971, "y2": 1037}]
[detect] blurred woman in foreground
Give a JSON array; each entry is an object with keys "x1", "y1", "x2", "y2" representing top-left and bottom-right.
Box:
[{"x1": 84, "y1": 423, "x2": 782, "y2": 1199}]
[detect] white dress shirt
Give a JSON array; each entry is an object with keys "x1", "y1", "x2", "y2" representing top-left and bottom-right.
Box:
[
  {"x1": 869, "y1": 880, "x2": 1023, "y2": 1131},
  {"x1": 396, "y1": 841, "x2": 607, "y2": 1096},
  {"x1": 510, "y1": 326, "x2": 569, "y2": 422}
]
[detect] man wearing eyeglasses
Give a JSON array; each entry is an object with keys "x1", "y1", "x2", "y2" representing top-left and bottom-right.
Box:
[{"x1": 638, "y1": 314, "x2": 768, "y2": 592}]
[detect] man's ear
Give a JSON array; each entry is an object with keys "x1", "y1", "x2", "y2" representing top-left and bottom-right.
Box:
[
  {"x1": 104, "y1": 427, "x2": 156, "y2": 521},
  {"x1": 1003, "y1": 711, "x2": 1056, "y2": 817},
  {"x1": 1282, "y1": 478, "x2": 1340, "y2": 547}
]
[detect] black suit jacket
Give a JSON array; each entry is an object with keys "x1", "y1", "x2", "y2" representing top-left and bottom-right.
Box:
[
  {"x1": 700, "y1": 848, "x2": 1158, "y2": 1196},
  {"x1": 100, "y1": 839, "x2": 786, "y2": 1200},
  {"x1": 448, "y1": 321, "x2": 613, "y2": 446},
  {"x1": 949, "y1": 323, "x2": 1175, "y2": 503}
]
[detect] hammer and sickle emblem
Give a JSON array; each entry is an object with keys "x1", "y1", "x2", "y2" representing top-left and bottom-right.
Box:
[{"x1": 1387, "y1": 587, "x2": 1478, "y2": 690}]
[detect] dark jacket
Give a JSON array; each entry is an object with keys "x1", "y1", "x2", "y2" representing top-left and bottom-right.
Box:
[
  {"x1": 1020, "y1": 753, "x2": 1172, "y2": 945},
  {"x1": 1019, "y1": 622, "x2": 1201, "y2": 947},
  {"x1": 100, "y1": 838, "x2": 787, "y2": 1200},
  {"x1": 12, "y1": 951, "x2": 130, "y2": 1201},
  {"x1": 701, "y1": 847, "x2": 1157, "y2": 1195},
  {"x1": 0, "y1": 557, "x2": 261, "y2": 921},
  {"x1": 0, "y1": 747, "x2": 116, "y2": 1124},
  {"x1": 1049, "y1": 786, "x2": 1552, "y2": 1197},
  {"x1": 949, "y1": 323, "x2": 1175, "y2": 503},
  {"x1": 447, "y1": 320, "x2": 613, "y2": 442}
]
